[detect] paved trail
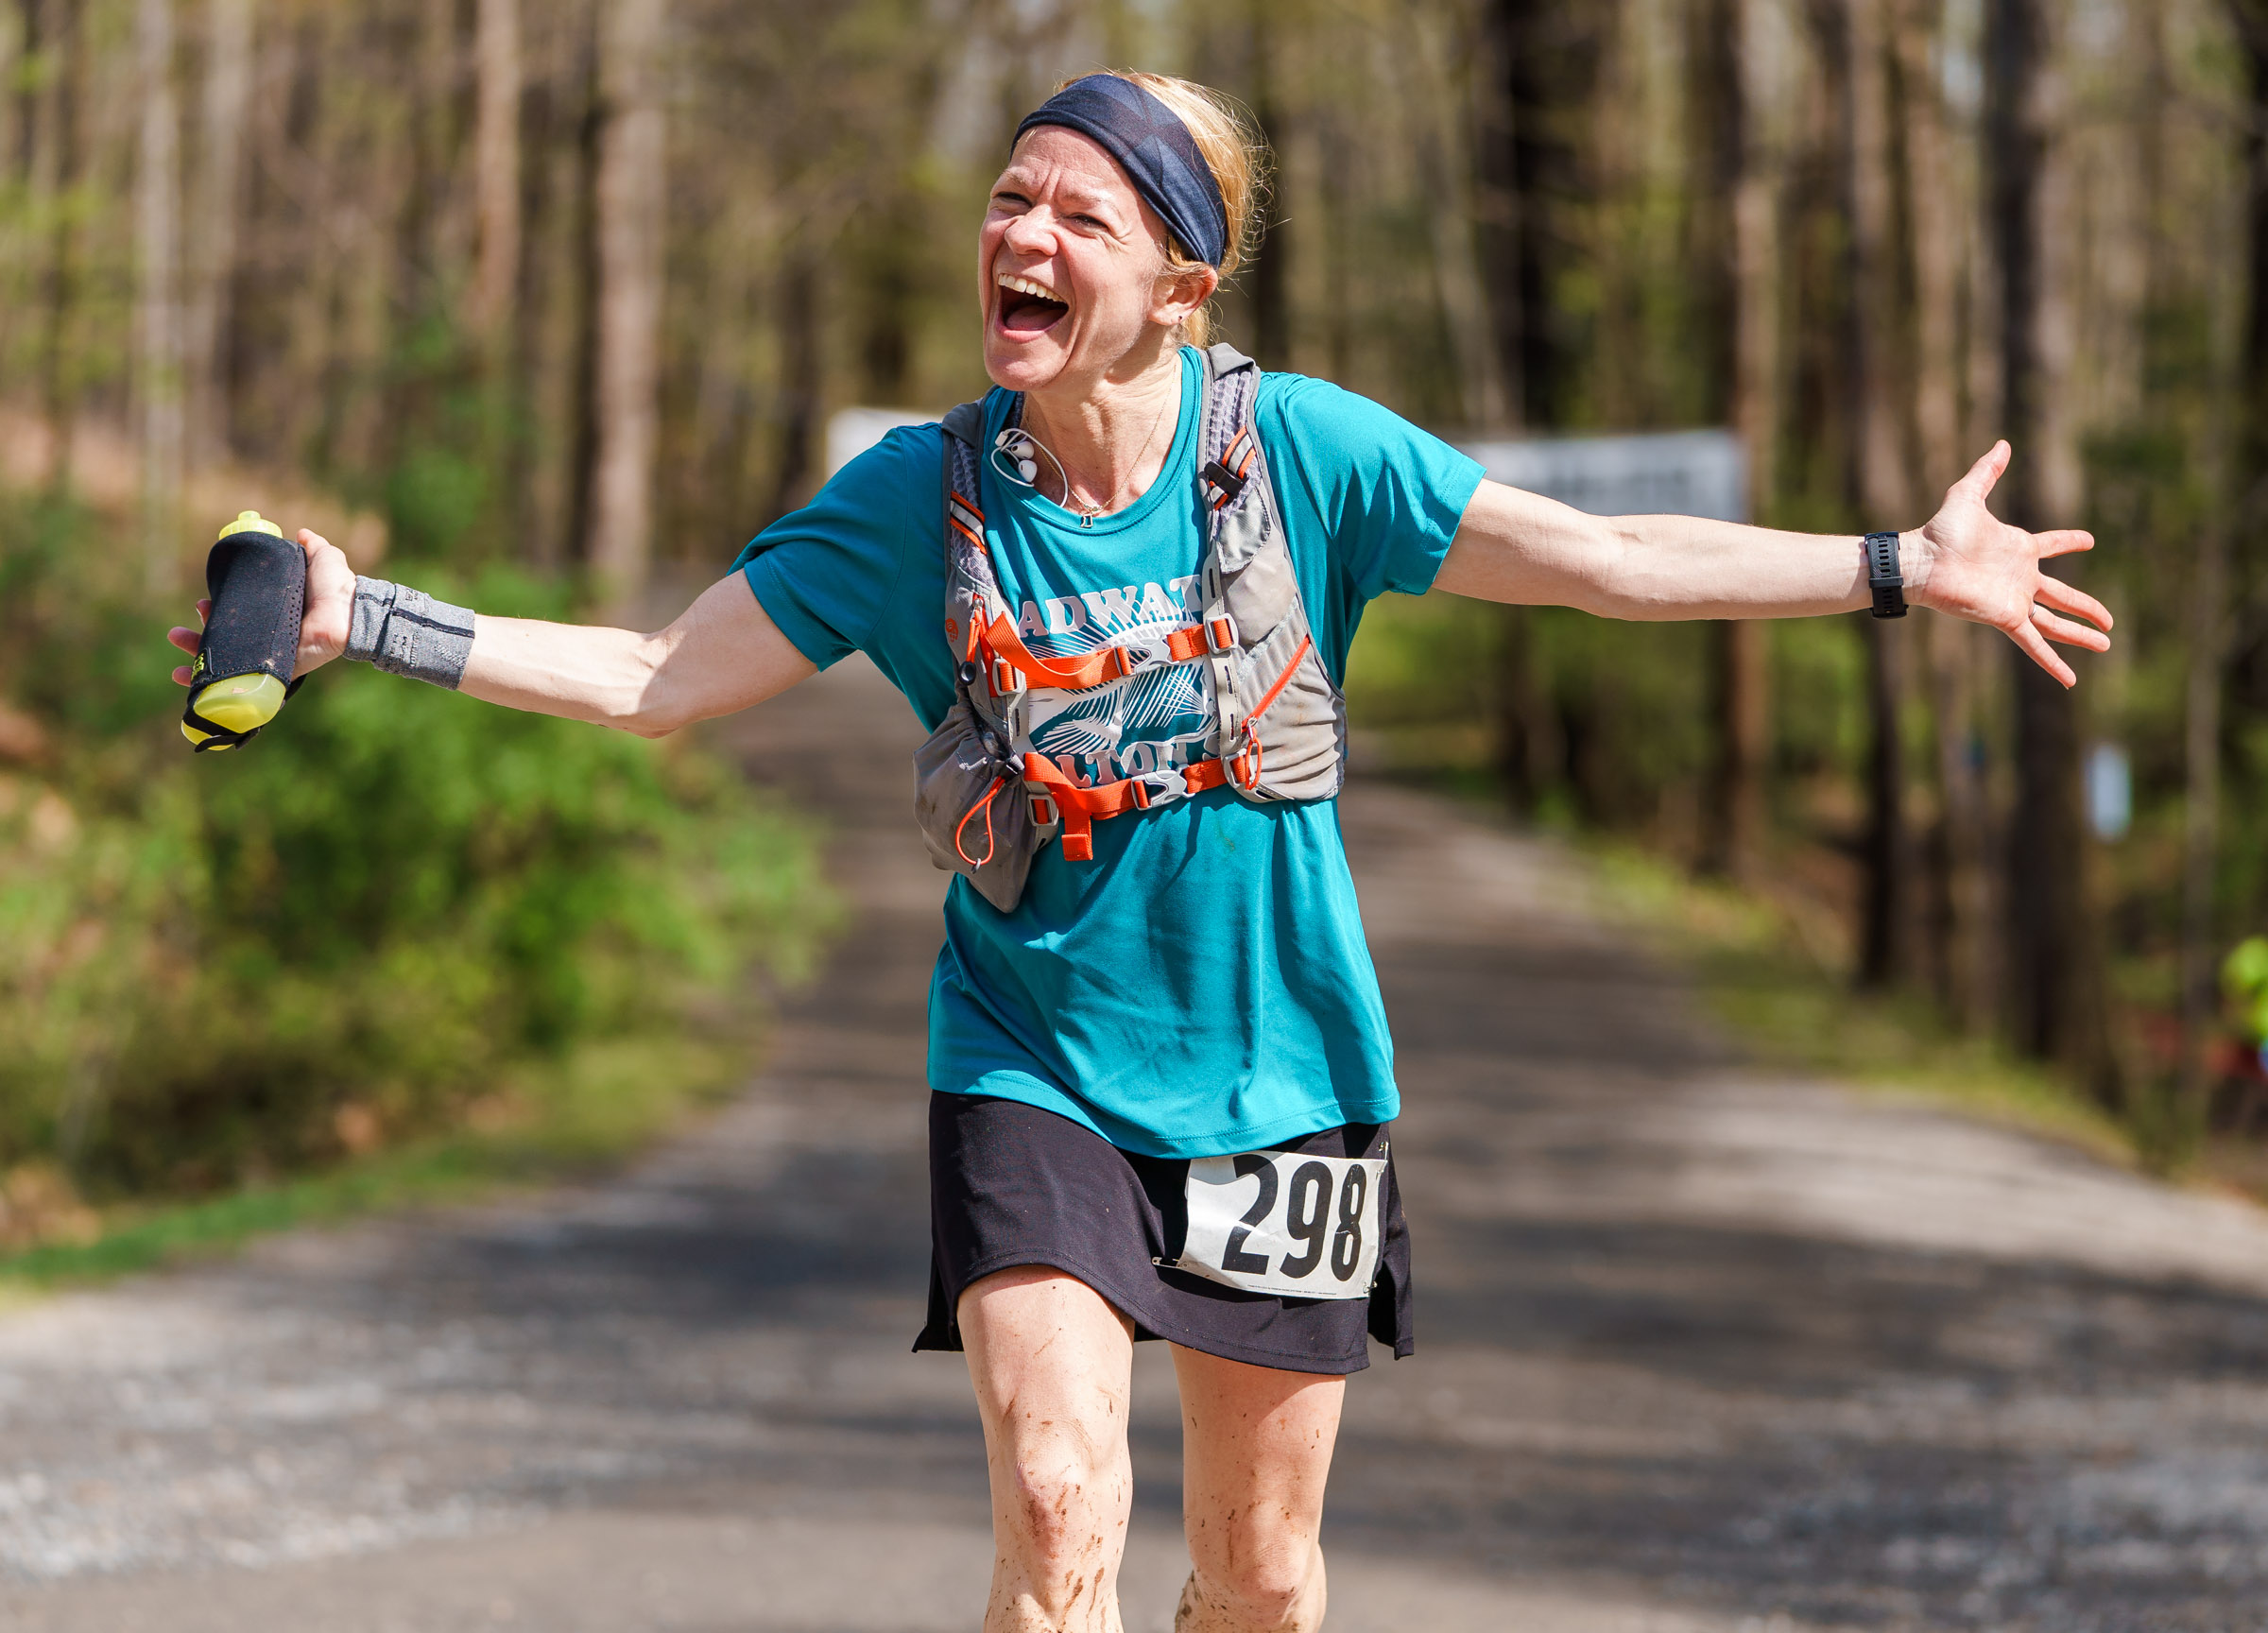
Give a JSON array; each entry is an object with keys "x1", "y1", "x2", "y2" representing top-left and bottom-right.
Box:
[{"x1": 8, "y1": 657, "x2": 2268, "y2": 1632}]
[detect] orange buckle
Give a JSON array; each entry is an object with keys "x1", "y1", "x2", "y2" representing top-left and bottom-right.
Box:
[
  {"x1": 989, "y1": 659, "x2": 1024, "y2": 694},
  {"x1": 1204, "y1": 614, "x2": 1239, "y2": 654},
  {"x1": 1029, "y1": 794, "x2": 1059, "y2": 827}
]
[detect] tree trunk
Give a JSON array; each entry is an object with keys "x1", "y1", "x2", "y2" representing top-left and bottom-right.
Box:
[
  {"x1": 1415, "y1": 4, "x2": 1508, "y2": 431},
  {"x1": 2193, "y1": 0, "x2": 2268, "y2": 1114},
  {"x1": 1848, "y1": 0, "x2": 1914, "y2": 986},
  {"x1": 1986, "y1": 0, "x2": 2113, "y2": 1095},
  {"x1": 585, "y1": 0, "x2": 666, "y2": 610},
  {"x1": 470, "y1": 0, "x2": 520, "y2": 343},
  {"x1": 138, "y1": 0, "x2": 183, "y2": 586},
  {"x1": 1478, "y1": 0, "x2": 1605, "y2": 428},
  {"x1": 0, "y1": 6, "x2": 15, "y2": 181},
  {"x1": 2182, "y1": 489, "x2": 2230, "y2": 1119},
  {"x1": 184, "y1": 0, "x2": 250, "y2": 469},
  {"x1": 767, "y1": 253, "x2": 818, "y2": 524},
  {"x1": 1246, "y1": 6, "x2": 1289, "y2": 370},
  {"x1": 1898, "y1": 0, "x2": 1995, "y2": 1026},
  {"x1": 1702, "y1": 0, "x2": 1782, "y2": 882},
  {"x1": 38, "y1": 0, "x2": 84, "y2": 493},
  {"x1": 563, "y1": 25, "x2": 603, "y2": 573}
]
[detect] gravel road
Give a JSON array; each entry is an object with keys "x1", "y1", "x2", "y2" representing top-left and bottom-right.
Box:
[{"x1": 6, "y1": 655, "x2": 2268, "y2": 1632}]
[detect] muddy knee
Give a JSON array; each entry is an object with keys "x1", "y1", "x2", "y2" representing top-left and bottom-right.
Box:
[
  {"x1": 1002, "y1": 1446, "x2": 1124, "y2": 1566},
  {"x1": 1179, "y1": 1523, "x2": 1323, "y2": 1630}
]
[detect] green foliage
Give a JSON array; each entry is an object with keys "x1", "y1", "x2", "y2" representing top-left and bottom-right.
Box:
[
  {"x1": 0, "y1": 500, "x2": 833, "y2": 1199},
  {"x1": 1347, "y1": 590, "x2": 1863, "y2": 840},
  {"x1": 2224, "y1": 937, "x2": 2268, "y2": 1048},
  {"x1": 385, "y1": 445, "x2": 490, "y2": 561}
]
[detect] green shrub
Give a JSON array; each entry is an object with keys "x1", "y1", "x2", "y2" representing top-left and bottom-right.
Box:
[{"x1": 0, "y1": 504, "x2": 832, "y2": 1196}]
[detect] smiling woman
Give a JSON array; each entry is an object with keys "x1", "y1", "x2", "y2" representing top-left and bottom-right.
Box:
[{"x1": 167, "y1": 63, "x2": 2112, "y2": 1633}]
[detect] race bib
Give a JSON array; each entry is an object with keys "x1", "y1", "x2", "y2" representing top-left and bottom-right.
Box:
[{"x1": 1172, "y1": 1148, "x2": 1386, "y2": 1299}]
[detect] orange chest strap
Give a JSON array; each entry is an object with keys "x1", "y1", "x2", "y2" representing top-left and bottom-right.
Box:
[
  {"x1": 971, "y1": 608, "x2": 1235, "y2": 695},
  {"x1": 1021, "y1": 753, "x2": 1229, "y2": 861}
]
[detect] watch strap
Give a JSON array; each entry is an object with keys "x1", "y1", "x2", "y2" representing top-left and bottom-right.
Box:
[{"x1": 1864, "y1": 530, "x2": 1907, "y2": 620}]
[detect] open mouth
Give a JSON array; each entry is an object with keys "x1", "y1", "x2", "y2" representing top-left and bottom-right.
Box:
[{"x1": 996, "y1": 271, "x2": 1069, "y2": 335}]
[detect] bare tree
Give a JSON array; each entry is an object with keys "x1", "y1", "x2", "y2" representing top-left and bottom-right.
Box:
[
  {"x1": 184, "y1": 0, "x2": 251, "y2": 468},
  {"x1": 1477, "y1": 0, "x2": 1605, "y2": 816},
  {"x1": 36, "y1": 0, "x2": 85, "y2": 491},
  {"x1": 585, "y1": 0, "x2": 666, "y2": 608},
  {"x1": 137, "y1": 0, "x2": 183, "y2": 587},
  {"x1": 1848, "y1": 0, "x2": 1915, "y2": 986},
  {"x1": 2192, "y1": 0, "x2": 2268, "y2": 1113},
  {"x1": 1986, "y1": 0, "x2": 2113, "y2": 1095},
  {"x1": 1413, "y1": 2, "x2": 1509, "y2": 432},
  {"x1": 1897, "y1": 0, "x2": 1996, "y2": 1028},
  {"x1": 1703, "y1": 0, "x2": 1785, "y2": 882},
  {"x1": 470, "y1": 0, "x2": 521, "y2": 344}
]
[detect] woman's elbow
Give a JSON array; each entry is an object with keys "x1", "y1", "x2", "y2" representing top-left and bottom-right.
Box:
[{"x1": 621, "y1": 692, "x2": 693, "y2": 738}]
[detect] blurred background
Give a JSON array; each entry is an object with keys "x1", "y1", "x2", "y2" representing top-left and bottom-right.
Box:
[{"x1": 0, "y1": 0, "x2": 2263, "y2": 1244}]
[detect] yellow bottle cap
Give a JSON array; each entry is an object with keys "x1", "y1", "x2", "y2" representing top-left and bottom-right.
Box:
[
  {"x1": 191, "y1": 672, "x2": 287, "y2": 733},
  {"x1": 218, "y1": 509, "x2": 284, "y2": 541}
]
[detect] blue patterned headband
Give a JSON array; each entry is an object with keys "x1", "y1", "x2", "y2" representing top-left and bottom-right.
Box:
[{"x1": 1013, "y1": 76, "x2": 1228, "y2": 268}]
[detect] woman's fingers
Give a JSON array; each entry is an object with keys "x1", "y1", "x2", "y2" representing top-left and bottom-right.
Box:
[
  {"x1": 2032, "y1": 526, "x2": 2095, "y2": 559},
  {"x1": 168, "y1": 599, "x2": 213, "y2": 682},
  {"x1": 2031, "y1": 605, "x2": 2111, "y2": 651},
  {"x1": 1955, "y1": 440, "x2": 2012, "y2": 502},
  {"x1": 2008, "y1": 618, "x2": 2077, "y2": 688},
  {"x1": 2035, "y1": 575, "x2": 2113, "y2": 631}
]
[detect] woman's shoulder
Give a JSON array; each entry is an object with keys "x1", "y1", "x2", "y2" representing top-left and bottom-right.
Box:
[
  {"x1": 1252, "y1": 369, "x2": 1417, "y2": 447},
  {"x1": 830, "y1": 417, "x2": 952, "y2": 505}
]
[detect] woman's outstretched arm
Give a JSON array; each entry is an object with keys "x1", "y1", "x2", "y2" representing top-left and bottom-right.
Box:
[
  {"x1": 168, "y1": 532, "x2": 816, "y2": 736},
  {"x1": 1433, "y1": 440, "x2": 2113, "y2": 687}
]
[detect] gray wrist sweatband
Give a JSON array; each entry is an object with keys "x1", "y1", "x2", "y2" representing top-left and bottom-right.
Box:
[{"x1": 345, "y1": 576, "x2": 475, "y2": 689}]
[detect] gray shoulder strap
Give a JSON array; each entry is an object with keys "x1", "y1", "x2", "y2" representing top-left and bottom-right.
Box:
[
  {"x1": 941, "y1": 399, "x2": 987, "y2": 542},
  {"x1": 1202, "y1": 341, "x2": 1258, "y2": 381},
  {"x1": 1195, "y1": 344, "x2": 1266, "y2": 516},
  {"x1": 940, "y1": 399, "x2": 987, "y2": 450}
]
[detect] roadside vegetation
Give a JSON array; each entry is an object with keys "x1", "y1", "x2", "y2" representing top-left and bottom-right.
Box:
[{"x1": 0, "y1": 491, "x2": 833, "y2": 1281}]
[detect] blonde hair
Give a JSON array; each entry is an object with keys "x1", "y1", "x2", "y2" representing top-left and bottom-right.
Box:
[{"x1": 1053, "y1": 71, "x2": 1272, "y2": 348}]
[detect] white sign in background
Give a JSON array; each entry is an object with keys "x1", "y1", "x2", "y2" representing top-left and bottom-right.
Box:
[{"x1": 1453, "y1": 428, "x2": 1750, "y2": 524}]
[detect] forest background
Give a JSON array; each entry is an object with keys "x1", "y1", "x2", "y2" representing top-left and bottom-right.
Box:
[{"x1": 1, "y1": 0, "x2": 2263, "y2": 1244}]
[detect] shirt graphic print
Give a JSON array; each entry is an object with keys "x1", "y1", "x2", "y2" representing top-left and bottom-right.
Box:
[{"x1": 1002, "y1": 574, "x2": 1212, "y2": 782}]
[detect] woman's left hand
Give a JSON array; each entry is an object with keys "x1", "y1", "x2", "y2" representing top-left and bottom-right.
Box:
[{"x1": 1909, "y1": 440, "x2": 2112, "y2": 687}]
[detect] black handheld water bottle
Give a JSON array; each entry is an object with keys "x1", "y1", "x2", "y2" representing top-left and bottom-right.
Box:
[{"x1": 181, "y1": 510, "x2": 305, "y2": 752}]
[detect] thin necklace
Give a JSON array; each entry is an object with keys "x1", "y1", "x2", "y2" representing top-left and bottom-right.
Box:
[{"x1": 1031, "y1": 394, "x2": 1175, "y2": 526}]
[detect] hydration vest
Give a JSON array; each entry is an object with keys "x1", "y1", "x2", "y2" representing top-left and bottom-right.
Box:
[{"x1": 912, "y1": 343, "x2": 1348, "y2": 912}]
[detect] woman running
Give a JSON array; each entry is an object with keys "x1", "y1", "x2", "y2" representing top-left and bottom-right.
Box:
[{"x1": 171, "y1": 70, "x2": 2109, "y2": 1633}]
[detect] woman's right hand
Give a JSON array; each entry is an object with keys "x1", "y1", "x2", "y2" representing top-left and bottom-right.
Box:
[
  {"x1": 164, "y1": 528, "x2": 356, "y2": 687},
  {"x1": 289, "y1": 530, "x2": 357, "y2": 676}
]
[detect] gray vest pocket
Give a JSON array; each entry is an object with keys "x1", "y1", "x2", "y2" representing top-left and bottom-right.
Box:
[{"x1": 913, "y1": 700, "x2": 1039, "y2": 912}]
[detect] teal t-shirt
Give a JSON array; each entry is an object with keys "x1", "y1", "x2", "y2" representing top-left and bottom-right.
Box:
[{"x1": 735, "y1": 347, "x2": 1483, "y2": 1158}]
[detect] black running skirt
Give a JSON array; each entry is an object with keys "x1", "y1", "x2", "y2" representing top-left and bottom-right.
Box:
[{"x1": 916, "y1": 1092, "x2": 1413, "y2": 1376}]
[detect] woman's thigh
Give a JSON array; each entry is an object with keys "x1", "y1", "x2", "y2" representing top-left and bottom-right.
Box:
[{"x1": 1171, "y1": 1344, "x2": 1345, "y2": 1584}]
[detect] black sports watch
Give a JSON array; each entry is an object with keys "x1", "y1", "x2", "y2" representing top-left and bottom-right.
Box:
[{"x1": 1864, "y1": 530, "x2": 1907, "y2": 619}]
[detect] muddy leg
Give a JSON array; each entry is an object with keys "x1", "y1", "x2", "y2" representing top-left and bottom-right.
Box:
[{"x1": 960, "y1": 1266, "x2": 1138, "y2": 1633}]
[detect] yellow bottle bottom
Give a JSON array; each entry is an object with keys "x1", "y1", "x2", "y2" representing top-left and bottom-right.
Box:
[{"x1": 190, "y1": 671, "x2": 287, "y2": 733}]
